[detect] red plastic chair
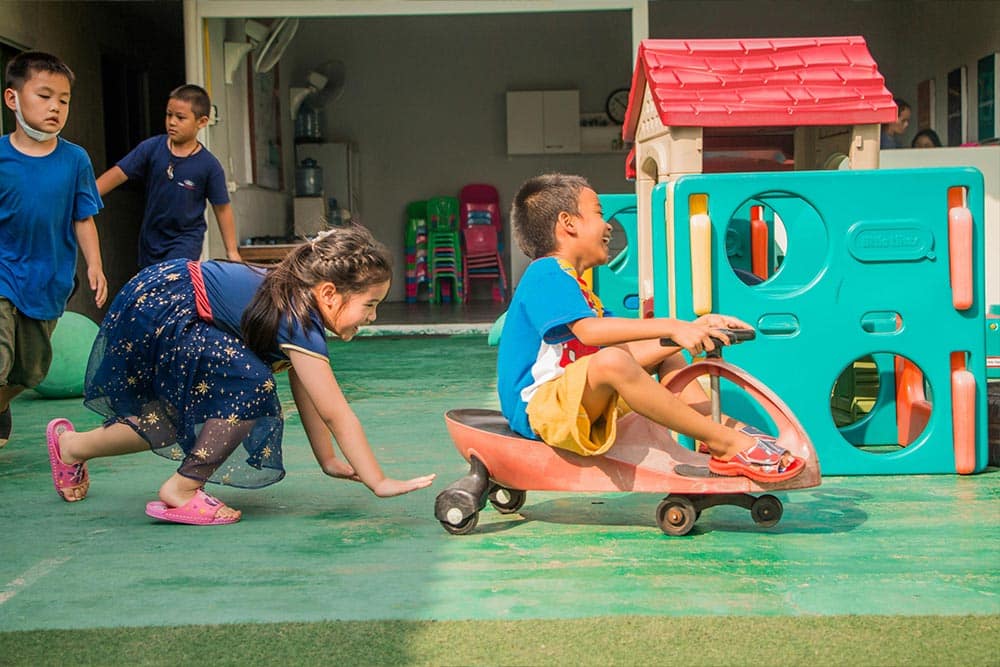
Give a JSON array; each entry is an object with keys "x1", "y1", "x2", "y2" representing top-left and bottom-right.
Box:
[
  {"x1": 459, "y1": 184, "x2": 502, "y2": 233},
  {"x1": 462, "y1": 225, "x2": 507, "y2": 302}
]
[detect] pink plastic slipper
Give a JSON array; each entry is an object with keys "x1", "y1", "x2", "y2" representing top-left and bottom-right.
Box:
[
  {"x1": 46, "y1": 418, "x2": 89, "y2": 502},
  {"x1": 145, "y1": 489, "x2": 241, "y2": 526},
  {"x1": 708, "y1": 439, "x2": 805, "y2": 483}
]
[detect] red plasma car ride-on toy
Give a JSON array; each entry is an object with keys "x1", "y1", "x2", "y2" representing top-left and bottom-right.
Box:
[{"x1": 434, "y1": 329, "x2": 821, "y2": 536}]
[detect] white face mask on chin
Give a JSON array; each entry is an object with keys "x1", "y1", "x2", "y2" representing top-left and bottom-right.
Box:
[{"x1": 13, "y1": 92, "x2": 60, "y2": 142}]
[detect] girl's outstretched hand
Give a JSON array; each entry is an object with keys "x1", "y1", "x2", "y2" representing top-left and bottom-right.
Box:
[{"x1": 371, "y1": 474, "x2": 437, "y2": 498}]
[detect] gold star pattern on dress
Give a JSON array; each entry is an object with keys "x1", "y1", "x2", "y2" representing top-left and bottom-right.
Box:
[{"x1": 85, "y1": 258, "x2": 294, "y2": 492}]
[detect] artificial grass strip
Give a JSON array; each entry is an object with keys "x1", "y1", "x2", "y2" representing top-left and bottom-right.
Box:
[{"x1": 1, "y1": 614, "x2": 997, "y2": 666}]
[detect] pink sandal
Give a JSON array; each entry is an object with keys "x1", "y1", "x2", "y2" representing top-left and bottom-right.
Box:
[
  {"x1": 708, "y1": 438, "x2": 805, "y2": 483},
  {"x1": 46, "y1": 418, "x2": 89, "y2": 501},
  {"x1": 145, "y1": 489, "x2": 241, "y2": 526}
]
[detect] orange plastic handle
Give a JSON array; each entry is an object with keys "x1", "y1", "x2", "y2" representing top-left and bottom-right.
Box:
[
  {"x1": 951, "y1": 368, "x2": 976, "y2": 474},
  {"x1": 947, "y1": 186, "x2": 973, "y2": 311},
  {"x1": 750, "y1": 205, "x2": 769, "y2": 280},
  {"x1": 895, "y1": 356, "x2": 928, "y2": 446}
]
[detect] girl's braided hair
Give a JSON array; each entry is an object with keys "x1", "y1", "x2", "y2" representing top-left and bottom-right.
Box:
[{"x1": 241, "y1": 224, "x2": 392, "y2": 357}]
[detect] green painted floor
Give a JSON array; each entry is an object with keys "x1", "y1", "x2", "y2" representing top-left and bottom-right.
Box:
[{"x1": 1, "y1": 335, "x2": 997, "y2": 631}]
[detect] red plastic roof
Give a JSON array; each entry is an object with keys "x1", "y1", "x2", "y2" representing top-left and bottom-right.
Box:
[{"x1": 622, "y1": 37, "x2": 897, "y2": 140}]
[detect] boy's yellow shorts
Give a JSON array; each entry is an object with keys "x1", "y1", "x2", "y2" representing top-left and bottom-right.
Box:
[{"x1": 526, "y1": 355, "x2": 630, "y2": 457}]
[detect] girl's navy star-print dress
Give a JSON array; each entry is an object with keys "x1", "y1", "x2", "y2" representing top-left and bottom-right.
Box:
[{"x1": 84, "y1": 259, "x2": 329, "y2": 488}]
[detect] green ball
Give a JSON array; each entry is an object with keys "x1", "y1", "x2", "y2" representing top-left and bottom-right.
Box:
[{"x1": 35, "y1": 311, "x2": 99, "y2": 399}]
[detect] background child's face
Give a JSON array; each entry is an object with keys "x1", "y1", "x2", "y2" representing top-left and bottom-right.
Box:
[
  {"x1": 889, "y1": 107, "x2": 910, "y2": 136},
  {"x1": 3, "y1": 70, "x2": 72, "y2": 134},
  {"x1": 164, "y1": 98, "x2": 206, "y2": 143}
]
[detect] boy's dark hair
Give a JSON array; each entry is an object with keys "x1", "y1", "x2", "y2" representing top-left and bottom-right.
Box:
[
  {"x1": 169, "y1": 84, "x2": 211, "y2": 119},
  {"x1": 510, "y1": 173, "x2": 591, "y2": 259},
  {"x1": 894, "y1": 97, "x2": 911, "y2": 114},
  {"x1": 241, "y1": 224, "x2": 392, "y2": 359},
  {"x1": 4, "y1": 51, "x2": 75, "y2": 91}
]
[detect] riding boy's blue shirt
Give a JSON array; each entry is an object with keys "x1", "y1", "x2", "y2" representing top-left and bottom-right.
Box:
[
  {"x1": 0, "y1": 135, "x2": 102, "y2": 320},
  {"x1": 197, "y1": 260, "x2": 328, "y2": 367},
  {"x1": 117, "y1": 135, "x2": 229, "y2": 268},
  {"x1": 497, "y1": 257, "x2": 608, "y2": 439}
]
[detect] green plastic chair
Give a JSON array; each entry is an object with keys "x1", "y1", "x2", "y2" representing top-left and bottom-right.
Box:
[
  {"x1": 405, "y1": 200, "x2": 427, "y2": 248},
  {"x1": 426, "y1": 196, "x2": 463, "y2": 303}
]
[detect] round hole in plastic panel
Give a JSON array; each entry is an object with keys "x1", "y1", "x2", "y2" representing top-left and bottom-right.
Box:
[
  {"x1": 724, "y1": 193, "x2": 827, "y2": 294},
  {"x1": 830, "y1": 353, "x2": 933, "y2": 453}
]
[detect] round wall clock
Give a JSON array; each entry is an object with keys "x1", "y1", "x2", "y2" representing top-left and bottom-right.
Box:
[{"x1": 605, "y1": 88, "x2": 630, "y2": 125}]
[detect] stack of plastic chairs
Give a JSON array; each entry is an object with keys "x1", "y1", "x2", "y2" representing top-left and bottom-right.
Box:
[
  {"x1": 459, "y1": 184, "x2": 507, "y2": 302},
  {"x1": 426, "y1": 196, "x2": 463, "y2": 304},
  {"x1": 404, "y1": 201, "x2": 429, "y2": 303}
]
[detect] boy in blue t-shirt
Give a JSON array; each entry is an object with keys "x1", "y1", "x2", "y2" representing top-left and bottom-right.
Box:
[
  {"x1": 97, "y1": 84, "x2": 241, "y2": 268},
  {"x1": 497, "y1": 173, "x2": 803, "y2": 482},
  {"x1": 0, "y1": 51, "x2": 107, "y2": 447}
]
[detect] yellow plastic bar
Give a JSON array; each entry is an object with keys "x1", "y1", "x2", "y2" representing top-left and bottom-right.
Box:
[{"x1": 689, "y1": 194, "x2": 711, "y2": 315}]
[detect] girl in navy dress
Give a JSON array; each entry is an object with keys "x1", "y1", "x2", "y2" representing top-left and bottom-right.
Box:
[{"x1": 45, "y1": 225, "x2": 435, "y2": 524}]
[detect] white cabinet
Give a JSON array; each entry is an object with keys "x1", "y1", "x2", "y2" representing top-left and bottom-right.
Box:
[{"x1": 506, "y1": 90, "x2": 580, "y2": 154}]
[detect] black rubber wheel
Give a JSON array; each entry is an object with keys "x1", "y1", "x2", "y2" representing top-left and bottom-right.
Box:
[
  {"x1": 750, "y1": 494, "x2": 783, "y2": 527},
  {"x1": 656, "y1": 495, "x2": 697, "y2": 536},
  {"x1": 488, "y1": 486, "x2": 526, "y2": 514},
  {"x1": 440, "y1": 511, "x2": 479, "y2": 535}
]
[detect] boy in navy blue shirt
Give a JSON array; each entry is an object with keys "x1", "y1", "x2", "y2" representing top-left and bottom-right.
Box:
[
  {"x1": 0, "y1": 51, "x2": 107, "y2": 447},
  {"x1": 97, "y1": 84, "x2": 241, "y2": 268}
]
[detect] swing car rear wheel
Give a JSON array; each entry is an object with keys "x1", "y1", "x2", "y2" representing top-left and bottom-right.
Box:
[
  {"x1": 488, "y1": 486, "x2": 526, "y2": 514},
  {"x1": 656, "y1": 495, "x2": 697, "y2": 536},
  {"x1": 440, "y1": 511, "x2": 479, "y2": 535},
  {"x1": 750, "y1": 494, "x2": 783, "y2": 527}
]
